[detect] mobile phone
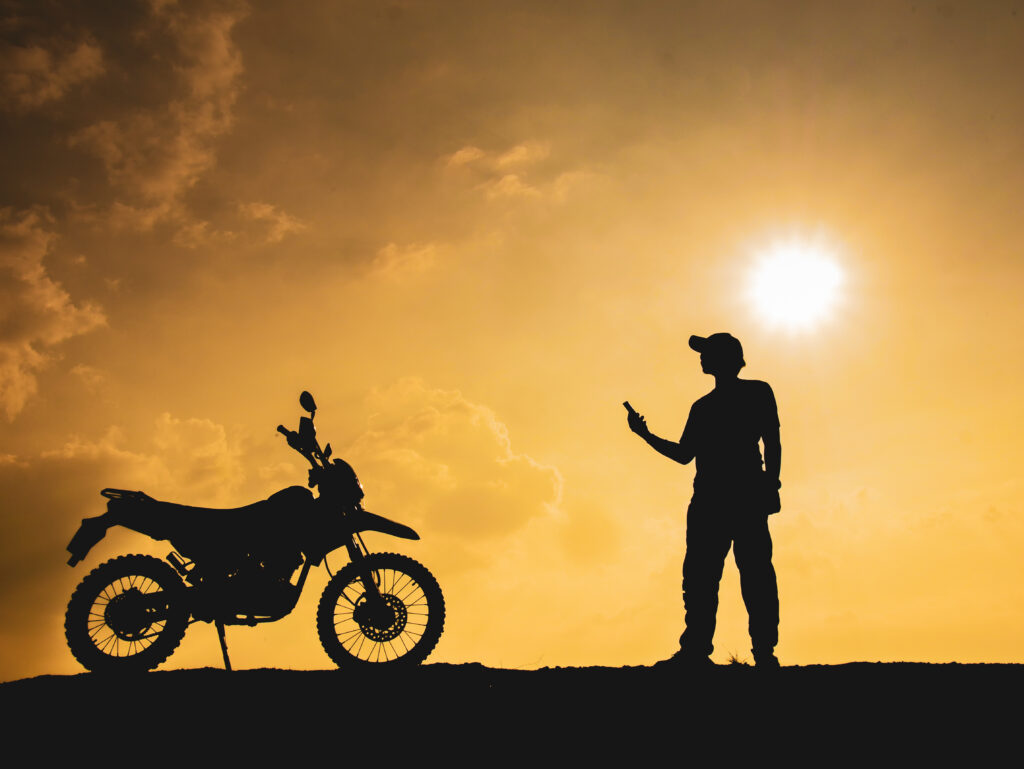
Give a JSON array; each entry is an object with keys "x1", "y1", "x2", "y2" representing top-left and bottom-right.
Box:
[{"x1": 623, "y1": 401, "x2": 638, "y2": 415}]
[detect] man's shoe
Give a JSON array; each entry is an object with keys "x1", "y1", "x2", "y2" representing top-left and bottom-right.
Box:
[
  {"x1": 753, "y1": 651, "x2": 781, "y2": 669},
  {"x1": 654, "y1": 649, "x2": 715, "y2": 669}
]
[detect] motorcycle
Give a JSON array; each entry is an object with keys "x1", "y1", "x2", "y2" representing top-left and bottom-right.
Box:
[{"x1": 64, "y1": 391, "x2": 445, "y2": 671}]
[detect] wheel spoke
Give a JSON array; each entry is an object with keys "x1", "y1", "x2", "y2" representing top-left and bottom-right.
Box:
[
  {"x1": 319, "y1": 557, "x2": 442, "y2": 666},
  {"x1": 67, "y1": 559, "x2": 188, "y2": 669},
  {"x1": 392, "y1": 574, "x2": 414, "y2": 598}
]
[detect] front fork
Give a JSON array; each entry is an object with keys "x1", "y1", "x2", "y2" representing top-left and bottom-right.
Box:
[{"x1": 345, "y1": 538, "x2": 392, "y2": 622}]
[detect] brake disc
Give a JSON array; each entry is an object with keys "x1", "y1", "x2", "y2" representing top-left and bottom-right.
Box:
[{"x1": 352, "y1": 593, "x2": 409, "y2": 642}]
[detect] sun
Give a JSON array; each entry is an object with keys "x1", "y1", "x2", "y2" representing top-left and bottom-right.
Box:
[{"x1": 747, "y1": 238, "x2": 844, "y2": 331}]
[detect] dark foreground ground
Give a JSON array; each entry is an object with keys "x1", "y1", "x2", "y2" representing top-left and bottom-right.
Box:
[{"x1": 3, "y1": 663, "x2": 1019, "y2": 760}]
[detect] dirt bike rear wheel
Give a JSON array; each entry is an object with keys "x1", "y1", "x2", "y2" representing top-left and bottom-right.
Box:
[
  {"x1": 65, "y1": 554, "x2": 189, "y2": 672},
  {"x1": 317, "y1": 552, "x2": 444, "y2": 667}
]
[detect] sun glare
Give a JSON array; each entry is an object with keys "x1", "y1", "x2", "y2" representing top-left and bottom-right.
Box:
[{"x1": 747, "y1": 239, "x2": 844, "y2": 331}]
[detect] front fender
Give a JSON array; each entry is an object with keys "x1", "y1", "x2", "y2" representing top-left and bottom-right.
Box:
[
  {"x1": 350, "y1": 509, "x2": 420, "y2": 541},
  {"x1": 301, "y1": 507, "x2": 420, "y2": 567}
]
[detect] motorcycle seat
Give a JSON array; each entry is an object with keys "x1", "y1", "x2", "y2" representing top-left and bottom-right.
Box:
[
  {"x1": 147, "y1": 485, "x2": 313, "y2": 519},
  {"x1": 136, "y1": 486, "x2": 316, "y2": 560},
  {"x1": 149, "y1": 497, "x2": 273, "y2": 517}
]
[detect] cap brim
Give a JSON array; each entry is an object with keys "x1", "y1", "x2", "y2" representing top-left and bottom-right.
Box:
[{"x1": 688, "y1": 335, "x2": 707, "y2": 352}]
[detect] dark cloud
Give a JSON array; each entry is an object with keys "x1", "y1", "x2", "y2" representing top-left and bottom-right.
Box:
[
  {"x1": 1, "y1": 0, "x2": 267, "y2": 244},
  {"x1": 0, "y1": 36, "x2": 103, "y2": 111},
  {"x1": 0, "y1": 208, "x2": 105, "y2": 418},
  {"x1": 67, "y1": 0, "x2": 249, "y2": 232}
]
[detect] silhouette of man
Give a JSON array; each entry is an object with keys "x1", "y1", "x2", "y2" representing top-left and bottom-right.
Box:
[{"x1": 627, "y1": 333, "x2": 781, "y2": 668}]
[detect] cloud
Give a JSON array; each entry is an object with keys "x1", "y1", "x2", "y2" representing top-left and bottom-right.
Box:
[
  {"x1": 445, "y1": 145, "x2": 486, "y2": 167},
  {"x1": 442, "y1": 142, "x2": 548, "y2": 172},
  {"x1": 0, "y1": 209, "x2": 106, "y2": 419},
  {"x1": 443, "y1": 141, "x2": 593, "y2": 203},
  {"x1": 69, "y1": 364, "x2": 107, "y2": 395},
  {"x1": 444, "y1": 142, "x2": 550, "y2": 171},
  {"x1": 346, "y1": 378, "x2": 563, "y2": 541},
  {"x1": 479, "y1": 173, "x2": 544, "y2": 200},
  {"x1": 494, "y1": 142, "x2": 551, "y2": 169},
  {"x1": 39, "y1": 413, "x2": 247, "y2": 506},
  {"x1": 370, "y1": 242, "x2": 438, "y2": 278},
  {"x1": 170, "y1": 218, "x2": 238, "y2": 249},
  {"x1": 68, "y1": 1, "x2": 248, "y2": 235},
  {"x1": 238, "y1": 202, "x2": 307, "y2": 244},
  {"x1": 0, "y1": 38, "x2": 104, "y2": 111}
]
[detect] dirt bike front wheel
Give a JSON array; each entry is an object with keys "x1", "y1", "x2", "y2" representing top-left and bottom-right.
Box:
[
  {"x1": 65, "y1": 554, "x2": 189, "y2": 672},
  {"x1": 317, "y1": 552, "x2": 445, "y2": 667}
]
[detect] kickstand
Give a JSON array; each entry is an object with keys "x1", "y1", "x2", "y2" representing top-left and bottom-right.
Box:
[{"x1": 215, "y1": 620, "x2": 232, "y2": 671}]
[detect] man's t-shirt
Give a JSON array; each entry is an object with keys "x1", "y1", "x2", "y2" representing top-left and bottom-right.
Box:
[{"x1": 680, "y1": 379, "x2": 779, "y2": 497}]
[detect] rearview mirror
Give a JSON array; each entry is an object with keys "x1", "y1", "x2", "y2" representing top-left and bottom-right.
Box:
[{"x1": 299, "y1": 391, "x2": 317, "y2": 414}]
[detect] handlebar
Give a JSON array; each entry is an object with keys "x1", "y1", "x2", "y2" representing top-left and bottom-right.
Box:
[{"x1": 277, "y1": 422, "x2": 325, "y2": 472}]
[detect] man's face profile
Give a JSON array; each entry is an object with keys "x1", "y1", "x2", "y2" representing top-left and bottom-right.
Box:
[
  {"x1": 698, "y1": 349, "x2": 742, "y2": 378},
  {"x1": 699, "y1": 351, "x2": 725, "y2": 376}
]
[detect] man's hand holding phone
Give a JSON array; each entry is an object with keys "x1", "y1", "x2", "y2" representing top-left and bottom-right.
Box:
[{"x1": 623, "y1": 401, "x2": 649, "y2": 437}]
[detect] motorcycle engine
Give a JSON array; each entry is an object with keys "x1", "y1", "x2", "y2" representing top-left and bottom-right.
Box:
[{"x1": 217, "y1": 551, "x2": 302, "y2": 616}]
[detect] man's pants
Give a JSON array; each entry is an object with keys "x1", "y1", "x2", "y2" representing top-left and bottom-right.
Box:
[{"x1": 678, "y1": 498, "x2": 779, "y2": 658}]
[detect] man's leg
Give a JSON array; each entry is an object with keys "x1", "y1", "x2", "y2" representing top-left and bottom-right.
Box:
[
  {"x1": 678, "y1": 500, "x2": 732, "y2": 658},
  {"x1": 732, "y1": 514, "x2": 780, "y2": 661}
]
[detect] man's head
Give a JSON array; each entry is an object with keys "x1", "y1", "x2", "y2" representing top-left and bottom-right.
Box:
[{"x1": 689, "y1": 333, "x2": 745, "y2": 377}]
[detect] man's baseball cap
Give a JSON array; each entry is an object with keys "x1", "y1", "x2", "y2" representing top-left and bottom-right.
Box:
[{"x1": 689, "y1": 332, "x2": 745, "y2": 366}]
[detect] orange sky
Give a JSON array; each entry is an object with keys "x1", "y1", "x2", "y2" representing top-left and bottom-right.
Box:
[{"x1": 3, "y1": 0, "x2": 1024, "y2": 681}]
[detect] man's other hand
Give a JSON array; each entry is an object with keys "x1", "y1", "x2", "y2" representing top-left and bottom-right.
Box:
[{"x1": 762, "y1": 473, "x2": 781, "y2": 514}]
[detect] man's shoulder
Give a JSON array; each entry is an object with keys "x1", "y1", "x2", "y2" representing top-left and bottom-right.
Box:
[
  {"x1": 740, "y1": 378, "x2": 774, "y2": 393},
  {"x1": 691, "y1": 390, "x2": 717, "y2": 408},
  {"x1": 740, "y1": 379, "x2": 779, "y2": 422}
]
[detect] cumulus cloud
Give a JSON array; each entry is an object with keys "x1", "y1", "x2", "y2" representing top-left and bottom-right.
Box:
[
  {"x1": 148, "y1": 413, "x2": 247, "y2": 503},
  {"x1": 0, "y1": 209, "x2": 106, "y2": 419},
  {"x1": 345, "y1": 378, "x2": 563, "y2": 541},
  {"x1": 68, "y1": 1, "x2": 248, "y2": 235},
  {"x1": 335, "y1": 380, "x2": 643, "y2": 667},
  {"x1": 39, "y1": 413, "x2": 247, "y2": 506},
  {"x1": 0, "y1": 38, "x2": 104, "y2": 111}
]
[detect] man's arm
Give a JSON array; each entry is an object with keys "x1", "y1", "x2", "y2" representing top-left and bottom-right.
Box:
[
  {"x1": 627, "y1": 408, "x2": 695, "y2": 465},
  {"x1": 761, "y1": 383, "x2": 781, "y2": 486},
  {"x1": 763, "y1": 424, "x2": 780, "y2": 484}
]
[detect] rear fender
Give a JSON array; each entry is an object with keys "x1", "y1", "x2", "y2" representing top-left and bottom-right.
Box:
[
  {"x1": 67, "y1": 490, "x2": 163, "y2": 566},
  {"x1": 66, "y1": 511, "x2": 125, "y2": 567}
]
